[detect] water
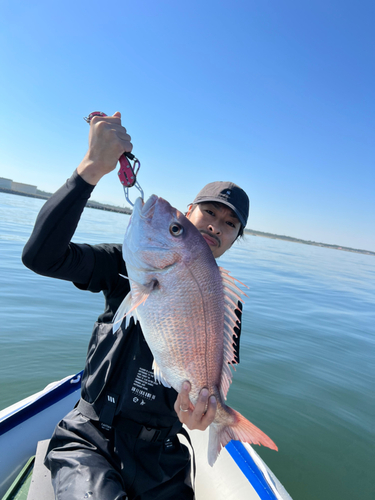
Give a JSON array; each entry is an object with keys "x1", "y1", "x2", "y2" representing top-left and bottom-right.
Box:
[{"x1": 1, "y1": 192, "x2": 374, "y2": 499}]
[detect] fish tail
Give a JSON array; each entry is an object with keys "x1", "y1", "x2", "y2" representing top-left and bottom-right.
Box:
[{"x1": 208, "y1": 407, "x2": 278, "y2": 466}]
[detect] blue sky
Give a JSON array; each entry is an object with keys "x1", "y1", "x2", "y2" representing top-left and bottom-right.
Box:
[{"x1": 0, "y1": 0, "x2": 374, "y2": 251}]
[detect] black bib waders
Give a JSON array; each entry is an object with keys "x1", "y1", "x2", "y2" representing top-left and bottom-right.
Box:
[{"x1": 45, "y1": 319, "x2": 194, "y2": 500}]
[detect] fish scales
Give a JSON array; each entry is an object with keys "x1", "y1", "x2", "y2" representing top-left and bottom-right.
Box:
[
  {"x1": 113, "y1": 195, "x2": 277, "y2": 465},
  {"x1": 143, "y1": 253, "x2": 225, "y2": 402}
]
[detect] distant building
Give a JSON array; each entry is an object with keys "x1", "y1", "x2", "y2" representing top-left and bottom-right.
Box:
[
  {"x1": 11, "y1": 181, "x2": 37, "y2": 195},
  {"x1": 0, "y1": 177, "x2": 12, "y2": 189}
]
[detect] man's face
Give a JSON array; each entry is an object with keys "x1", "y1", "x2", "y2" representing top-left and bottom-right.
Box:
[{"x1": 186, "y1": 202, "x2": 241, "y2": 259}]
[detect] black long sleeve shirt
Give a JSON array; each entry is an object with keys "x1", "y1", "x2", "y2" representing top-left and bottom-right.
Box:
[{"x1": 22, "y1": 170, "x2": 130, "y2": 323}]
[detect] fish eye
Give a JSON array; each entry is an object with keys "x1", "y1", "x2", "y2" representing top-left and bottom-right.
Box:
[{"x1": 169, "y1": 223, "x2": 184, "y2": 237}]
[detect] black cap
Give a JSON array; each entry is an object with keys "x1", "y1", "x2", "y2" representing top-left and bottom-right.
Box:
[{"x1": 193, "y1": 181, "x2": 249, "y2": 227}]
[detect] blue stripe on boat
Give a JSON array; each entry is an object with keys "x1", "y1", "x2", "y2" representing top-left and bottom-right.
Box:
[
  {"x1": 0, "y1": 371, "x2": 83, "y2": 436},
  {"x1": 226, "y1": 441, "x2": 278, "y2": 500}
]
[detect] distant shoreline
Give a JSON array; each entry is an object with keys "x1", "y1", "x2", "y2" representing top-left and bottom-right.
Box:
[
  {"x1": 243, "y1": 229, "x2": 375, "y2": 256},
  {"x1": 1, "y1": 187, "x2": 374, "y2": 256},
  {"x1": 0, "y1": 186, "x2": 131, "y2": 215}
]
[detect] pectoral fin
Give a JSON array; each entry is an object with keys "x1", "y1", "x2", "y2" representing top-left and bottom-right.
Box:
[
  {"x1": 152, "y1": 359, "x2": 171, "y2": 387},
  {"x1": 112, "y1": 281, "x2": 152, "y2": 333}
]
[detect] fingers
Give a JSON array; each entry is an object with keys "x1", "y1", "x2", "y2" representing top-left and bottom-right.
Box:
[
  {"x1": 202, "y1": 394, "x2": 217, "y2": 427},
  {"x1": 193, "y1": 389, "x2": 217, "y2": 428},
  {"x1": 90, "y1": 111, "x2": 124, "y2": 132},
  {"x1": 180, "y1": 381, "x2": 192, "y2": 411},
  {"x1": 89, "y1": 112, "x2": 132, "y2": 152},
  {"x1": 174, "y1": 382, "x2": 217, "y2": 431},
  {"x1": 117, "y1": 128, "x2": 132, "y2": 145},
  {"x1": 174, "y1": 381, "x2": 192, "y2": 414},
  {"x1": 78, "y1": 110, "x2": 133, "y2": 184}
]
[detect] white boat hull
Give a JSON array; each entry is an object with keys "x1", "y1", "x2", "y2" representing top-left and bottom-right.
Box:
[{"x1": 0, "y1": 373, "x2": 291, "y2": 500}]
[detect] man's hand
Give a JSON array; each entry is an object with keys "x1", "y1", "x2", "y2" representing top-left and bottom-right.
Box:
[
  {"x1": 77, "y1": 111, "x2": 133, "y2": 185},
  {"x1": 174, "y1": 381, "x2": 217, "y2": 431}
]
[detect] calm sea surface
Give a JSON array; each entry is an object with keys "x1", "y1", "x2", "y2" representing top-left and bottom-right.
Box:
[{"x1": 1, "y1": 192, "x2": 374, "y2": 500}]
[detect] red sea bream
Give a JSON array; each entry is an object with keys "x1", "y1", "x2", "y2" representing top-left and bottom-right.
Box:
[{"x1": 113, "y1": 195, "x2": 277, "y2": 465}]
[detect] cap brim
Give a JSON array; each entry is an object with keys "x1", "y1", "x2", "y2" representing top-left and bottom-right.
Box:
[{"x1": 193, "y1": 196, "x2": 246, "y2": 227}]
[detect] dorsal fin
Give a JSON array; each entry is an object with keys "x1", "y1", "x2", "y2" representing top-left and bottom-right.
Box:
[{"x1": 218, "y1": 267, "x2": 247, "y2": 401}]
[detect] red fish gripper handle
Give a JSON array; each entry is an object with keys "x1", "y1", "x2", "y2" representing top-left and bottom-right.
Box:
[{"x1": 84, "y1": 111, "x2": 141, "y2": 189}]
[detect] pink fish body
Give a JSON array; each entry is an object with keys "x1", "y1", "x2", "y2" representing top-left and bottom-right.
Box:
[{"x1": 113, "y1": 195, "x2": 277, "y2": 465}]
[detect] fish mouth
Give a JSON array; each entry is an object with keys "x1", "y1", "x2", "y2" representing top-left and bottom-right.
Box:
[{"x1": 136, "y1": 195, "x2": 158, "y2": 220}]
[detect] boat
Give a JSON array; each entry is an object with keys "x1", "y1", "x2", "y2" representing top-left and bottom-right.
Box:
[{"x1": 0, "y1": 372, "x2": 292, "y2": 500}]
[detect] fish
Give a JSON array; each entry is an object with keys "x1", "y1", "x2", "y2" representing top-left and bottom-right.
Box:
[{"x1": 113, "y1": 195, "x2": 278, "y2": 465}]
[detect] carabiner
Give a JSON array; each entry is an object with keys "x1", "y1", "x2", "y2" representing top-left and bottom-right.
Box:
[{"x1": 118, "y1": 155, "x2": 144, "y2": 206}]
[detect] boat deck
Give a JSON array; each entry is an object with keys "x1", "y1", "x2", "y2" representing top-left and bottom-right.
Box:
[
  {"x1": 26, "y1": 441, "x2": 54, "y2": 500},
  {"x1": 2, "y1": 441, "x2": 53, "y2": 500}
]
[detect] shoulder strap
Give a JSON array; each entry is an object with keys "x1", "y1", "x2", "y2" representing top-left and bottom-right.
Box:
[
  {"x1": 77, "y1": 392, "x2": 120, "y2": 431},
  {"x1": 178, "y1": 426, "x2": 196, "y2": 486}
]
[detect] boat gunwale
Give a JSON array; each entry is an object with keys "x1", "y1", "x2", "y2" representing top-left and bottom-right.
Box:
[{"x1": 0, "y1": 371, "x2": 83, "y2": 436}]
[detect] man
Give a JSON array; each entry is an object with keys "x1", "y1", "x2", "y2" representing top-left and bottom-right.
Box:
[{"x1": 22, "y1": 112, "x2": 249, "y2": 500}]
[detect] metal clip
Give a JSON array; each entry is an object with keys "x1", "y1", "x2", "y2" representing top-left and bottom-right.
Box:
[
  {"x1": 84, "y1": 111, "x2": 107, "y2": 123},
  {"x1": 118, "y1": 155, "x2": 144, "y2": 206}
]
